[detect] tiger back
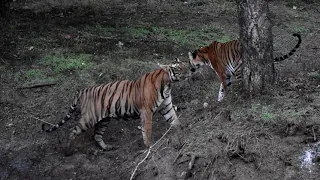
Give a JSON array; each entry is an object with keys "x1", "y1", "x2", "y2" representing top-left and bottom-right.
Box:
[{"x1": 42, "y1": 58, "x2": 188, "y2": 155}]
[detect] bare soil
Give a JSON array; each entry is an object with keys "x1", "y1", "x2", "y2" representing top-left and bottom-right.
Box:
[{"x1": 1, "y1": 1, "x2": 320, "y2": 180}]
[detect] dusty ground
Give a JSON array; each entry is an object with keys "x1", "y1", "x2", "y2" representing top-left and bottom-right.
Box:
[{"x1": 1, "y1": 0, "x2": 320, "y2": 180}]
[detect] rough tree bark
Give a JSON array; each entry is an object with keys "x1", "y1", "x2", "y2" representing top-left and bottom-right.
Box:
[
  {"x1": 0, "y1": 0, "x2": 11, "y2": 18},
  {"x1": 237, "y1": 0, "x2": 275, "y2": 96}
]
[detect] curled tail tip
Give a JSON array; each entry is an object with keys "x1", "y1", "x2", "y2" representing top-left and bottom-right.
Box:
[{"x1": 293, "y1": 33, "x2": 302, "y2": 40}]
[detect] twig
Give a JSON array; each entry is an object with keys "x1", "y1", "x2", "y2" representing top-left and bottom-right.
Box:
[
  {"x1": 201, "y1": 154, "x2": 218, "y2": 179},
  {"x1": 150, "y1": 114, "x2": 181, "y2": 149},
  {"x1": 172, "y1": 142, "x2": 186, "y2": 165},
  {"x1": 312, "y1": 126, "x2": 317, "y2": 141},
  {"x1": 184, "y1": 153, "x2": 196, "y2": 180},
  {"x1": 153, "y1": 139, "x2": 169, "y2": 152},
  {"x1": 182, "y1": 152, "x2": 204, "y2": 180},
  {"x1": 129, "y1": 119, "x2": 178, "y2": 180},
  {"x1": 213, "y1": 111, "x2": 223, "y2": 120},
  {"x1": 0, "y1": 58, "x2": 9, "y2": 65},
  {"x1": 18, "y1": 82, "x2": 57, "y2": 89},
  {"x1": 31, "y1": 115, "x2": 70, "y2": 131},
  {"x1": 130, "y1": 148, "x2": 151, "y2": 180},
  {"x1": 150, "y1": 125, "x2": 173, "y2": 149}
]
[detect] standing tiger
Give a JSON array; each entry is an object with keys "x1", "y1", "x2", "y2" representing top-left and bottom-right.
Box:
[
  {"x1": 42, "y1": 58, "x2": 188, "y2": 155},
  {"x1": 188, "y1": 33, "x2": 301, "y2": 102}
]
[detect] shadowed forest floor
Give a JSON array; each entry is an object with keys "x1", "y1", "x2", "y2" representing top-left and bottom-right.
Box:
[{"x1": 1, "y1": 0, "x2": 320, "y2": 179}]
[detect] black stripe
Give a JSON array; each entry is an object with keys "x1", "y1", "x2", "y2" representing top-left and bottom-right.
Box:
[
  {"x1": 162, "y1": 107, "x2": 173, "y2": 116},
  {"x1": 159, "y1": 72, "x2": 166, "y2": 100},
  {"x1": 153, "y1": 69, "x2": 163, "y2": 79},
  {"x1": 107, "y1": 82, "x2": 121, "y2": 116},
  {"x1": 102, "y1": 84, "x2": 112, "y2": 116},
  {"x1": 166, "y1": 116, "x2": 174, "y2": 122},
  {"x1": 159, "y1": 102, "x2": 171, "y2": 113},
  {"x1": 115, "y1": 98, "x2": 121, "y2": 117},
  {"x1": 100, "y1": 84, "x2": 109, "y2": 118}
]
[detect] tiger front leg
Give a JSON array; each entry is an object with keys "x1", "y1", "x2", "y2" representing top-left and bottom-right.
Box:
[
  {"x1": 140, "y1": 111, "x2": 153, "y2": 149},
  {"x1": 159, "y1": 98, "x2": 183, "y2": 148}
]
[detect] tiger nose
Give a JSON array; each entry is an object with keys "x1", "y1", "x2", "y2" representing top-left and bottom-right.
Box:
[{"x1": 191, "y1": 68, "x2": 196, "y2": 72}]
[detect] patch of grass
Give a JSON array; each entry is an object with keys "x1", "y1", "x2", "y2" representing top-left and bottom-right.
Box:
[
  {"x1": 308, "y1": 71, "x2": 320, "y2": 79},
  {"x1": 287, "y1": 25, "x2": 310, "y2": 34},
  {"x1": 87, "y1": 23, "x2": 231, "y2": 49},
  {"x1": 84, "y1": 24, "x2": 116, "y2": 37},
  {"x1": 40, "y1": 53, "x2": 95, "y2": 74},
  {"x1": 152, "y1": 25, "x2": 228, "y2": 48},
  {"x1": 260, "y1": 106, "x2": 275, "y2": 124},
  {"x1": 250, "y1": 103, "x2": 260, "y2": 113},
  {"x1": 218, "y1": 35, "x2": 231, "y2": 43},
  {"x1": 124, "y1": 26, "x2": 151, "y2": 38},
  {"x1": 26, "y1": 69, "x2": 44, "y2": 80},
  {"x1": 14, "y1": 68, "x2": 56, "y2": 84},
  {"x1": 83, "y1": 23, "x2": 232, "y2": 50},
  {"x1": 261, "y1": 112, "x2": 274, "y2": 121},
  {"x1": 247, "y1": 103, "x2": 275, "y2": 124}
]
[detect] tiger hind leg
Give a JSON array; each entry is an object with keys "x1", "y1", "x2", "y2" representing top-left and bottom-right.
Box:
[
  {"x1": 65, "y1": 125, "x2": 83, "y2": 156},
  {"x1": 94, "y1": 118, "x2": 113, "y2": 150}
]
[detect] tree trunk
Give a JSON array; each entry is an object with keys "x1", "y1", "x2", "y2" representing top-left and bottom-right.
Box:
[
  {"x1": 0, "y1": 0, "x2": 11, "y2": 18},
  {"x1": 238, "y1": 0, "x2": 275, "y2": 96}
]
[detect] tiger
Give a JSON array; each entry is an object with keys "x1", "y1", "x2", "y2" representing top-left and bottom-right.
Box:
[
  {"x1": 42, "y1": 58, "x2": 188, "y2": 155},
  {"x1": 188, "y1": 33, "x2": 301, "y2": 102}
]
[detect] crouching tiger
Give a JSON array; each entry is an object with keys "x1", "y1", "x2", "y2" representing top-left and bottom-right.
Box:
[
  {"x1": 188, "y1": 33, "x2": 301, "y2": 102},
  {"x1": 42, "y1": 58, "x2": 188, "y2": 155}
]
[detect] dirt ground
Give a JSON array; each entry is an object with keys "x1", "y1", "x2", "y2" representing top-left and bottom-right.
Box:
[{"x1": 1, "y1": 0, "x2": 320, "y2": 180}]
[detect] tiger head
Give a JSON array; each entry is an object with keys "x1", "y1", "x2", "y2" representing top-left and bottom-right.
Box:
[
  {"x1": 158, "y1": 58, "x2": 189, "y2": 81},
  {"x1": 188, "y1": 46, "x2": 210, "y2": 72}
]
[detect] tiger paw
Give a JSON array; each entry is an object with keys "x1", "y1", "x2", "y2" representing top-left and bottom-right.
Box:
[
  {"x1": 97, "y1": 141, "x2": 114, "y2": 151},
  {"x1": 101, "y1": 144, "x2": 114, "y2": 151}
]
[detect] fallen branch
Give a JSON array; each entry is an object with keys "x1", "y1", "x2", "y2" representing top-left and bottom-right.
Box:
[
  {"x1": 18, "y1": 82, "x2": 57, "y2": 89},
  {"x1": 312, "y1": 126, "x2": 317, "y2": 141},
  {"x1": 184, "y1": 153, "x2": 196, "y2": 180},
  {"x1": 129, "y1": 116, "x2": 182, "y2": 180},
  {"x1": 201, "y1": 155, "x2": 218, "y2": 179},
  {"x1": 0, "y1": 58, "x2": 9, "y2": 65},
  {"x1": 172, "y1": 142, "x2": 186, "y2": 165},
  {"x1": 183, "y1": 152, "x2": 204, "y2": 180},
  {"x1": 130, "y1": 148, "x2": 151, "y2": 180}
]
